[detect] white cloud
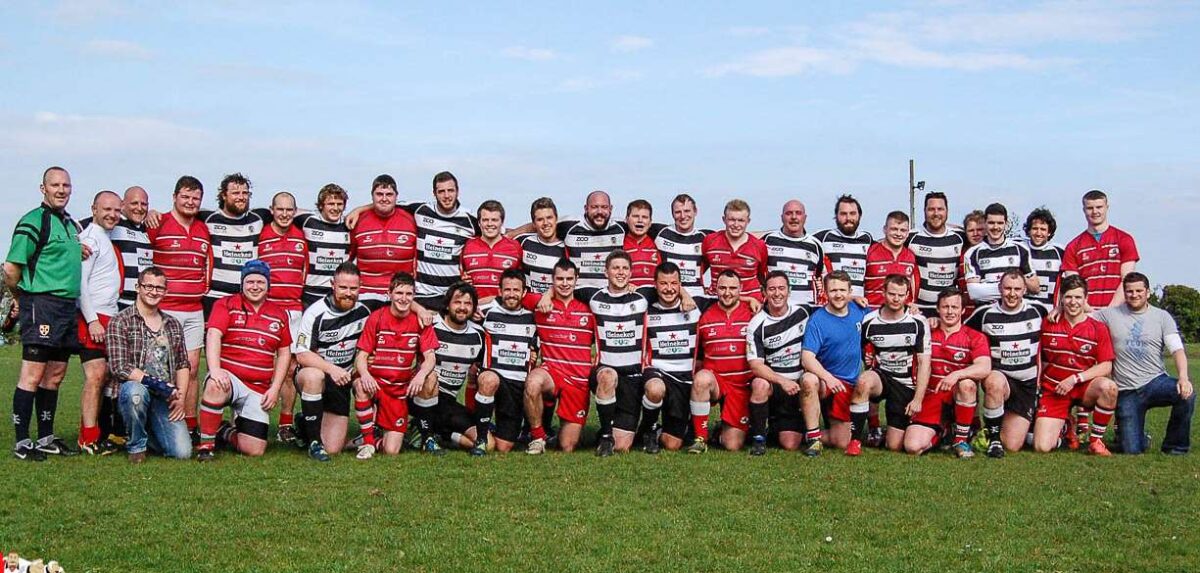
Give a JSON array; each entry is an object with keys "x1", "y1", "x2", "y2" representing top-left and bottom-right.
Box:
[
  {"x1": 706, "y1": 47, "x2": 855, "y2": 77},
  {"x1": 81, "y1": 39, "x2": 152, "y2": 60},
  {"x1": 502, "y1": 46, "x2": 558, "y2": 61},
  {"x1": 611, "y1": 35, "x2": 654, "y2": 53}
]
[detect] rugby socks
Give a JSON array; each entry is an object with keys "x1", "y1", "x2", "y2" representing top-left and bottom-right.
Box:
[
  {"x1": 34, "y1": 387, "x2": 59, "y2": 442},
  {"x1": 1075, "y1": 408, "x2": 1092, "y2": 440},
  {"x1": 595, "y1": 395, "x2": 617, "y2": 439},
  {"x1": 299, "y1": 392, "x2": 323, "y2": 446},
  {"x1": 279, "y1": 411, "x2": 294, "y2": 428},
  {"x1": 689, "y1": 400, "x2": 711, "y2": 442},
  {"x1": 465, "y1": 386, "x2": 478, "y2": 414},
  {"x1": 354, "y1": 399, "x2": 376, "y2": 447},
  {"x1": 185, "y1": 416, "x2": 198, "y2": 433},
  {"x1": 804, "y1": 427, "x2": 822, "y2": 444},
  {"x1": 849, "y1": 402, "x2": 870, "y2": 442},
  {"x1": 530, "y1": 424, "x2": 547, "y2": 441},
  {"x1": 953, "y1": 400, "x2": 978, "y2": 445},
  {"x1": 749, "y1": 400, "x2": 769, "y2": 442},
  {"x1": 1090, "y1": 406, "x2": 1114, "y2": 442},
  {"x1": 198, "y1": 399, "x2": 224, "y2": 450},
  {"x1": 637, "y1": 396, "x2": 662, "y2": 437},
  {"x1": 12, "y1": 388, "x2": 35, "y2": 444},
  {"x1": 411, "y1": 395, "x2": 439, "y2": 442},
  {"x1": 79, "y1": 424, "x2": 101, "y2": 447},
  {"x1": 983, "y1": 406, "x2": 1005, "y2": 443},
  {"x1": 474, "y1": 392, "x2": 495, "y2": 446},
  {"x1": 867, "y1": 404, "x2": 881, "y2": 432}
]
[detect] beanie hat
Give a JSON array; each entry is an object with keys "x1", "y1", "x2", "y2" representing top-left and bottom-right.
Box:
[{"x1": 241, "y1": 259, "x2": 271, "y2": 285}]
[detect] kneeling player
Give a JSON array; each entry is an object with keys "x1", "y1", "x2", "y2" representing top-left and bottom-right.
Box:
[
  {"x1": 801, "y1": 271, "x2": 871, "y2": 451},
  {"x1": 1032, "y1": 275, "x2": 1118, "y2": 455},
  {"x1": 849, "y1": 274, "x2": 931, "y2": 453},
  {"x1": 413, "y1": 282, "x2": 489, "y2": 455},
  {"x1": 643, "y1": 262, "x2": 704, "y2": 452},
  {"x1": 353, "y1": 272, "x2": 437, "y2": 458},
  {"x1": 197, "y1": 261, "x2": 292, "y2": 461},
  {"x1": 292, "y1": 262, "x2": 371, "y2": 460},
  {"x1": 906, "y1": 287, "x2": 990, "y2": 457},
  {"x1": 479, "y1": 269, "x2": 538, "y2": 453}
]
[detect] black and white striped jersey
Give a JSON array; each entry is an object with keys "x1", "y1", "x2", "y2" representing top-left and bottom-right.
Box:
[
  {"x1": 293, "y1": 213, "x2": 351, "y2": 304},
  {"x1": 558, "y1": 219, "x2": 625, "y2": 298},
  {"x1": 589, "y1": 288, "x2": 648, "y2": 374},
  {"x1": 646, "y1": 301, "x2": 701, "y2": 383},
  {"x1": 906, "y1": 227, "x2": 967, "y2": 312},
  {"x1": 481, "y1": 304, "x2": 538, "y2": 385},
  {"x1": 746, "y1": 303, "x2": 813, "y2": 381},
  {"x1": 201, "y1": 208, "x2": 269, "y2": 300},
  {"x1": 963, "y1": 239, "x2": 1035, "y2": 286},
  {"x1": 401, "y1": 202, "x2": 479, "y2": 299},
  {"x1": 966, "y1": 301, "x2": 1047, "y2": 381},
  {"x1": 293, "y1": 297, "x2": 371, "y2": 370},
  {"x1": 812, "y1": 228, "x2": 874, "y2": 298},
  {"x1": 1025, "y1": 241, "x2": 1065, "y2": 307},
  {"x1": 763, "y1": 230, "x2": 827, "y2": 305},
  {"x1": 655, "y1": 226, "x2": 711, "y2": 298},
  {"x1": 516, "y1": 233, "x2": 567, "y2": 295},
  {"x1": 110, "y1": 218, "x2": 151, "y2": 310},
  {"x1": 430, "y1": 315, "x2": 484, "y2": 398},
  {"x1": 860, "y1": 310, "x2": 931, "y2": 388}
]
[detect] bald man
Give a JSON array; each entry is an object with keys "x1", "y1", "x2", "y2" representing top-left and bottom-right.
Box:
[
  {"x1": 762, "y1": 200, "x2": 828, "y2": 305},
  {"x1": 258, "y1": 191, "x2": 310, "y2": 446},
  {"x1": 77, "y1": 191, "x2": 125, "y2": 454}
]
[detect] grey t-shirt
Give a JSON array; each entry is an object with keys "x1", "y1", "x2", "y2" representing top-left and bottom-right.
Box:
[{"x1": 1095, "y1": 305, "x2": 1180, "y2": 391}]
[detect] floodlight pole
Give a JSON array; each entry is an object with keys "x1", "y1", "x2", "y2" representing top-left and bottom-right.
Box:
[{"x1": 909, "y1": 159, "x2": 916, "y2": 222}]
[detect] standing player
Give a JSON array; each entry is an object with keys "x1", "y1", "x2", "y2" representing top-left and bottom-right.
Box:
[
  {"x1": 643, "y1": 262, "x2": 709, "y2": 452},
  {"x1": 763, "y1": 200, "x2": 828, "y2": 306},
  {"x1": 522, "y1": 260, "x2": 597, "y2": 454},
  {"x1": 800, "y1": 271, "x2": 872, "y2": 451},
  {"x1": 76, "y1": 191, "x2": 124, "y2": 454},
  {"x1": 196, "y1": 173, "x2": 271, "y2": 318},
  {"x1": 695, "y1": 271, "x2": 771, "y2": 453},
  {"x1": 296, "y1": 184, "x2": 352, "y2": 307},
  {"x1": 111, "y1": 186, "x2": 152, "y2": 311},
  {"x1": 864, "y1": 211, "x2": 920, "y2": 308},
  {"x1": 1023, "y1": 208, "x2": 1065, "y2": 309},
  {"x1": 257, "y1": 192, "x2": 309, "y2": 445},
  {"x1": 412, "y1": 283, "x2": 488, "y2": 455},
  {"x1": 353, "y1": 272, "x2": 438, "y2": 457},
  {"x1": 654, "y1": 194, "x2": 713, "y2": 309},
  {"x1": 703, "y1": 199, "x2": 768, "y2": 308},
  {"x1": 963, "y1": 203, "x2": 1039, "y2": 305},
  {"x1": 478, "y1": 269, "x2": 538, "y2": 453},
  {"x1": 907, "y1": 192, "x2": 967, "y2": 317},
  {"x1": 813, "y1": 195, "x2": 873, "y2": 300},
  {"x1": 966, "y1": 270, "x2": 1049, "y2": 457},
  {"x1": 293, "y1": 263, "x2": 371, "y2": 460},
  {"x1": 148, "y1": 176, "x2": 212, "y2": 439},
  {"x1": 907, "y1": 287, "x2": 991, "y2": 457},
  {"x1": 512, "y1": 197, "x2": 568, "y2": 305},
  {"x1": 461, "y1": 200, "x2": 523, "y2": 314},
  {"x1": 6, "y1": 167, "x2": 84, "y2": 460},
  {"x1": 196, "y1": 260, "x2": 292, "y2": 461},
  {"x1": 619, "y1": 200, "x2": 662, "y2": 290},
  {"x1": 746, "y1": 271, "x2": 820, "y2": 455},
  {"x1": 1032, "y1": 275, "x2": 1119, "y2": 455},
  {"x1": 398, "y1": 172, "x2": 480, "y2": 318},
  {"x1": 962, "y1": 210, "x2": 986, "y2": 249},
  {"x1": 1061, "y1": 189, "x2": 1139, "y2": 308},
  {"x1": 554, "y1": 191, "x2": 626, "y2": 301},
  {"x1": 589, "y1": 250, "x2": 654, "y2": 456},
  {"x1": 350, "y1": 175, "x2": 418, "y2": 310},
  {"x1": 847, "y1": 275, "x2": 931, "y2": 454}
]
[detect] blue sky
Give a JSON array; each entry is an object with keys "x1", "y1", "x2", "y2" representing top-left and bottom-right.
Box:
[{"x1": 2, "y1": 1, "x2": 1197, "y2": 285}]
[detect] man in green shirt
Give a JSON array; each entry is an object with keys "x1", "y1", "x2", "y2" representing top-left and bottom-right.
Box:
[{"x1": 4, "y1": 166, "x2": 84, "y2": 461}]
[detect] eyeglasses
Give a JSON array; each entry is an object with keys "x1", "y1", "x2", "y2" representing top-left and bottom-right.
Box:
[{"x1": 138, "y1": 283, "x2": 168, "y2": 294}]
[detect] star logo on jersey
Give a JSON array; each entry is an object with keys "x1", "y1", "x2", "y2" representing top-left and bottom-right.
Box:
[
  {"x1": 1011, "y1": 342, "x2": 1020, "y2": 350},
  {"x1": 669, "y1": 333, "x2": 678, "y2": 340},
  {"x1": 436, "y1": 238, "x2": 445, "y2": 245},
  {"x1": 510, "y1": 342, "x2": 519, "y2": 350},
  {"x1": 615, "y1": 324, "x2": 624, "y2": 331},
  {"x1": 594, "y1": 253, "x2": 603, "y2": 260},
  {"x1": 453, "y1": 364, "x2": 462, "y2": 372}
]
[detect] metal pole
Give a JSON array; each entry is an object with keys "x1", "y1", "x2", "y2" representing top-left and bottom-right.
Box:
[{"x1": 908, "y1": 159, "x2": 916, "y2": 222}]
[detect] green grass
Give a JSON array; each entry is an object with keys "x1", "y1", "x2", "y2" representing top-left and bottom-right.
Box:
[{"x1": 1, "y1": 344, "x2": 1198, "y2": 572}]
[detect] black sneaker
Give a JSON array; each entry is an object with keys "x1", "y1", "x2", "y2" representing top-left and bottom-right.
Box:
[
  {"x1": 13, "y1": 441, "x2": 46, "y2": 462},
  {"x1": 190, "y1": 428, "x2": 200, "y2": 447},
  {"x1": 749, "y1": 436, "x2": 767, "y2": 456},
  {"x1": 277, "y1": 424, "x2": 303, "y2": 449},
  {"x1": 307, "y1": 441, "x2": 331, "y2": 462},
  {"x1": 641, "y1": 429, "x2": 661, "y2": 454},
  {"x1": 803, "y1": 440, "x2": 823, "y2": 458},
  {"x1": 986, "y1": 440, "x2": 1005, "y2": 459},
  {"x1": 469, "y1": 440, "x2": 488, "y2": 457},
  {"x1": 196, "y1": 448, "x2": 215, "y2": 462},
  {"x1": 36, "y1": 437, "x2": 79, "y2": 457},
  {"x1": 595, "y1": 436, "x2": 615, "y2": 457}
]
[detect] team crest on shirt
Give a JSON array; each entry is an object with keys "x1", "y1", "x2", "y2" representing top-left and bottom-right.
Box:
[
  {"x1": 905, "y1": 267, "x2": 913, "y2": 275},
  {"x1": 268, "y1": 321, "x2": 281, "y2": 332},
  {"x1": 234, "y1": 315, "x2": 247, "y2": 326},
  {"x1": 406, "y1": 338, "x2": 417, "y2": 348},
  {"x1": 294, "y1": 243, "x2": 303, "y2": 252},
  {"x1": 577, "y1": 409, "x2": 586, "y2": 419},
  {"x1": 1080, "y1": 343, "x2": 1093, "y2": 353},
  {"x1": 905, "y1": 335, "x2": 913, "y2": 344},
  {"x1": 200, "y1": 243, "x2": 208, "y2": 252},
  {"x1": 739, "y1": 416, "x2": 750, "y2": 425},
  {"x1": 580, "y1": 316, "x2": 589, "y2": 326},
  {"x1": 953, "y1": 350, "x2": 966, "y2": 361},
  {"x1": 38, "y1": 324, "x2": 49, "y2": 337},
  {"x1": 1108, "y1": 247, "x2": 1118, "y2": 258}
]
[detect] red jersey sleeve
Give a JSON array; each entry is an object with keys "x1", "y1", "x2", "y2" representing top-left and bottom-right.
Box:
[
  {"x1": 357, "y1": 312, "x2": 379, "y2": 354},
  {"x1": 1061, "y1": 238, "x2": 1080, "y2": 273},
  {"x1": 419, "y1": 324, "x2": 438, "y2": 353},
  {"x1": 1118, "y1": 231, "x2": 1140, "y2": 263},
  {"x1": 909, "y1": 265, "x2": 921, "y2": 305},
  {"x1": 278, "y1": 311, "x2": 293, "y2": 347},
  {"x1": 968, "y1": 329, "x2": 990, "y2": 361},
  {"x1": 207, "y1": 298, "x2": 230, "y2": 333}
]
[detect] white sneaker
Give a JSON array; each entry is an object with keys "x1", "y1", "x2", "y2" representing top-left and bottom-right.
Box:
[
  {"x1": 526, "y1": 438, "x2": 546, "y2": 455},
  {"x1": 356, "y1": 444, "x2": 376, "y2": 460}
]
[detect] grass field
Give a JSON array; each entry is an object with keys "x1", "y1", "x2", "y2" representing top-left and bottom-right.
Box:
[{"x1": 0, "y1": 344, "x2": 1197, "y2": 573}]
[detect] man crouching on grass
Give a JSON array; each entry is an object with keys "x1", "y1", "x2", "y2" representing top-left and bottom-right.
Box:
[{"x1": 196, "y1": 260, "x2": 293, "y2": 461}]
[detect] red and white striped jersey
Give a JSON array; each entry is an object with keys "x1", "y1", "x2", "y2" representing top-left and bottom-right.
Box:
[
  {"x1": 535, "y1": 297, "x2": 596, "y2": 388},
  {"x1": 702, "y1": 231, "x2": 768, "y2": 302},
  {"x1": 207, "y1": 294, "x2": 292, "y2": 392},
  {"x1": 258, "y1": 224, "x2": 307, "y2": 313},
  {"x1": 148, "y1": 212, "x2": 212, "y2": 312},
  {"x1": 930, "y1": 326, "x2": 990, "y2": 389},
  {"x1": 350, "y1": 209, "x2": 418, "y2": 302},
  {"x1": 698, "y1": 301, "x2": 755, "y2": 387},
  {"x1": 461, "y1": 236, "x2": 523, "y2": 299},
  {"x1": 622, "y1": 233, "x2": 661, "y2": 289},
  {"x1": 1061, "y1": 226, "x2": 1139, "y2": 307},
  {"x1": 357, "y1": 307, "x2": 437, "y2": 388},
  {"x1": 1040, "y1": 316, "x2": 1115, "y2": 391},
  {"x1": 864, "y1": 242, "x2": 920, "y2": 308}
]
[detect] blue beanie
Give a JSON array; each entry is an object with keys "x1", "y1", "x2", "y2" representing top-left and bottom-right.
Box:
[{"x1": 241, "y1": 259, "x2": 271, "y2": 285}]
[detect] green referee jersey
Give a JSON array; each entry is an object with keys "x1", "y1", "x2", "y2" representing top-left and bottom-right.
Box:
[{"x1": 5, "y1": 203, "x2": 82, "y2": 298}]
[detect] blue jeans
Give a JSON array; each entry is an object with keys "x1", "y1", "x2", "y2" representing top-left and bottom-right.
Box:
[
  {"x1": 118, "y1": 381, "x2": 192, "y2": 459},
  {"x1": 1116, "y1": 373, "x2": 1195, "y2": 455}
]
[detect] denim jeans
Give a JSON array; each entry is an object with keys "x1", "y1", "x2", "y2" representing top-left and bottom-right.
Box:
[
  {"x1": 118, "y1": 381, "x2": 192, "y2": 459},
  {"x1": 1116, "y1": 373, "x2": 1195, "y2": 455}
]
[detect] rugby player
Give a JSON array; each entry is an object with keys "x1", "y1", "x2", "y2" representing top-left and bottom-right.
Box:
[
  {"x1": 257, "y1": 192, "x2": 309, "y2": 446},
  {"x1": 349, "y1": 175, "x2": 418, "y2": 310},
  {"x1": 399, "y1": 172, "x2": 480, "y2": 318},
  {"x1": 654, "y1": 194, "x2": 713, "y2": 309},
  {"x1": 618, "y1": 199, "x2": 663, "y2": 291},
  {"x1": 962, "y1": 210, "x2": 985, "y2": 249},
  {"x1": 963, "y1": 203, "x2": 1038, "y2": 304},
  {"x1": 295, "y1": 184, "x2": 352, "y2": 307},
  {"x1": 1023, "y1": 208, "x2": 1065, "y2": 309},
  {"x1": 353, "y1": 272, "x2": 437, "y2": 457},
  {"x1": 111, "y1": 186, "x2": 152, "y2": 311},
  {"x1": 702, "y1": 199, "x2": 767, "y2": 308},
  {"x1": 746, "y1": 271, "x2": 820, "y2": 455},
  {"x1": 76, "y1": 191, "x2": 124, "y2": 454},
  {"x1": 197, "y1": 260, "x2": 292, "y2": 460},
  {"x1": 197, "y1": 174, "x2": 272, "y2": 318},
  {"x1": 292, "y1": 263, "x2": 371, "y2": 460},
  {"x1": 478, "y1": 269, "x2": 538, "y2": 453},
  {"x1": 643, "y1": 262, "x2": 708, "y2": 452},
  {"x1": 461, "y1": 200, "x2": 523, "y2": 315},
  {"x1": 763, "y1": 200, "x2": 828, "y2": 306},
  {"x1": 416, "y1": 282, "x2": 488, "y2": 455},
  {"x1": 864, "y1": 211, "x2": 919, "y2": 308},
  {"x1": 966, "y1": 269, "x2": 1049, "y2": 457},
  {"x1": 813, "y1": 195, "x2": 873, "y2": 300},
  {"x1": 907, "y1": 192, "x2": 967, "y2": 318},
  {"x1": 1062, "y1": 190, "x2": 1139, "y2": 308},
  {"x1": 800, "y1": 271, "x2": 872, "y2": 451},
  {"x1": 1032, "y1": 275, "x2": 1118, "y2": 455},
  {"x1": 694, "y1": 270, "x2": 771, "y2": 453},
  {"x1": 906, "y1": 287, "x2": 990, "y2": 457}
]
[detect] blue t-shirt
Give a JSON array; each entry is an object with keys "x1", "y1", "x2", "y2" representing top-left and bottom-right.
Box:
[{"x1": 802, "y1": 302, "x2": 869, "y2": 383}]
